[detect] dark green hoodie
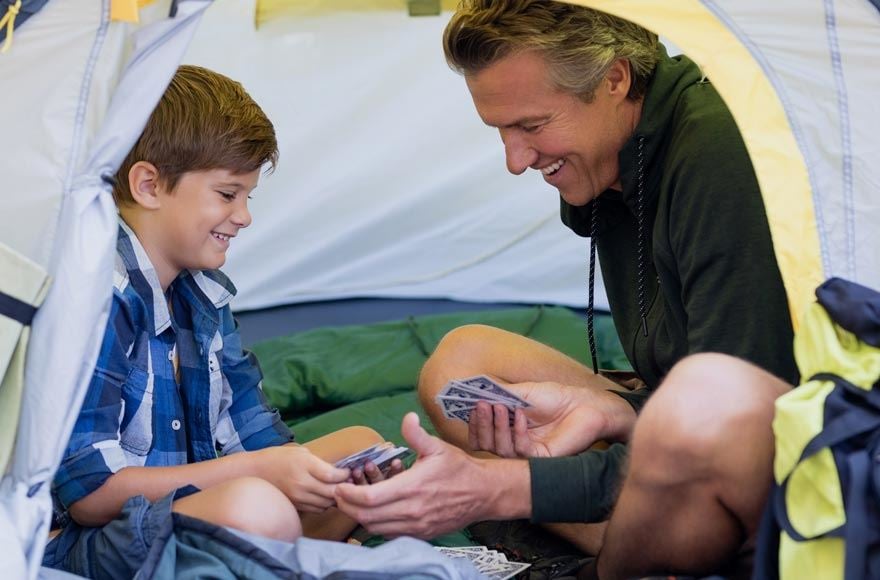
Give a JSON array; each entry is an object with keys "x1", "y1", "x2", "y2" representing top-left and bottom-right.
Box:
[{"x1": 529, "y1": 47, "x2": 798, "y2": 523}]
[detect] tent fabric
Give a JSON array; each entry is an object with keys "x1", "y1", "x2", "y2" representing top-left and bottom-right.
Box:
[
  {"x1": 0, "y1": 1, "x2": 213, "y2": 578},
  {"x1": 0, "y1": 243, "x2": 49, "y2": 475}
]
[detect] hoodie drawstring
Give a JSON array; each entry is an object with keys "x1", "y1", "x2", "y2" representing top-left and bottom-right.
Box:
[
  {"x1": 587, "y1": 197, "x2": 600, "y2": 374},
  {"x1": 586, "y1": 134, "x2": 649, "y2": 375},
  {"x1": 636, "y1": 135, "x2": 649, "y2": 337}
]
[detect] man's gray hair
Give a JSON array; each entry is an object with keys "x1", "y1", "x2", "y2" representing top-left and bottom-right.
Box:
[{"x1": 443, "y1": 0, "x2": 659, "y2": 102}]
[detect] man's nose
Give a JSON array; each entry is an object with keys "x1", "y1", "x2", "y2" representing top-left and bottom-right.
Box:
[{"x1": 501, "y1": 131, "x2": 538, "y2": 175}]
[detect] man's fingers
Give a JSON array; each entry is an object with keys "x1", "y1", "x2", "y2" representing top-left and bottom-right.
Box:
[
  {"x1": 513, "y1": 407, "x2": 535, "y2": 457},
  {"x1": 363, "y1": 461, "x2": 384, "y2": 483},
  {"x1": 475, "y1": 402, "x2": 495, "y2": 451},
  {"x1": 493, "y1": 404, "x2": 515, "y2": 457}
]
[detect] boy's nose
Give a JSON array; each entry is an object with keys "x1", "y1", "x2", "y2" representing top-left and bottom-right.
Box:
[{"x1": 232, "y1": 201, "x2": 252, "y2": 228}]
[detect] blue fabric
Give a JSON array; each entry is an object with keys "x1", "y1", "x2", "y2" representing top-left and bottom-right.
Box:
[
  {"x1": 816, "y1": 277, "x2": 880, "y2": 348},
  {"x1": 43, "y1": 486, "x2": 200, "y2": 580},
  {"x1": 52, "y1": 220, "x2": 292, "y2": 520}
]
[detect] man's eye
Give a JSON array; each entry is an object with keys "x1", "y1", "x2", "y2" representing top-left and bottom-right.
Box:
[{"x1": 522, "y1": 125, "x2": 541, "y2": 133}]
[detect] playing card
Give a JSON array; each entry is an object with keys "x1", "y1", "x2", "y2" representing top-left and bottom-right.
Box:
[
  {"x1": 455, "y1": 375, "x2": 530, "y2": 407},
  {"x1": 334, "y1": 442, "x2": 412, "y2": 475},
  {"x1": 434, "y1": 546, "x2": 529, "y2": 580}
]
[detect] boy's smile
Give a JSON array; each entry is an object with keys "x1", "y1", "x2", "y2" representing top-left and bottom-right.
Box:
[{"x1": 125, "y1": 166, "x2": 261, "y2": 289}]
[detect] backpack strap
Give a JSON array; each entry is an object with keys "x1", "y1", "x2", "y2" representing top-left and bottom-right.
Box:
[{"x1": 772, "y1": 373, "x2": 880, "y2": 579}]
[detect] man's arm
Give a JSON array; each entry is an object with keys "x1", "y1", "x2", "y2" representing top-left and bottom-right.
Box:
[{"x1": 334, "y1": 413, "x2": 532, "y2": 539}]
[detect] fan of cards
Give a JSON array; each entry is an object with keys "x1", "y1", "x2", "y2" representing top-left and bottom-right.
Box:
[
  {"x1": 435, "y1": 546, "x2": 530, "y2": 579},
  {"x1": 334, "y1": 442, "x2": 414, "y2": 475},
  {"x1": 435, "y1": 375, "x2": 530, "y2": 426}
]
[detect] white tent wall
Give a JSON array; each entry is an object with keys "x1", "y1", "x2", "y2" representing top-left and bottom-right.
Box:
[
  {"x1": 0, "y1": 1, "x2": 213, "y2": 577},
  {"x1": 181, "y1": 1, "x2": 609, "y2": 312}
]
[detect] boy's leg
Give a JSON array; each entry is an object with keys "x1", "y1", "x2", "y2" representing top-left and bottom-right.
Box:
[
  {"x1": 172, "y1": 477, "x2": 302, "y2": 542},
  {"x1": 418, "y1": 324, "x2": 621, "y2": 450},
  {"x1": 595, "y1": 354, "x2": 790, "y2": 579},
  {"x1": 300, "y1": 426, "x2": 385, "y2": 540}
]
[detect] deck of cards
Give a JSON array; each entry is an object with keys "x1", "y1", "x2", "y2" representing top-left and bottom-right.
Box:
[
  {"x1": 435, "y1": 375, "x2": 530, "y2": 425},
  {"x1": 435, "y1": 546, "x2": 530, "y2": 579},
  {"x1": 334, "y1": 441, "x2": 413, "y2": 475}
]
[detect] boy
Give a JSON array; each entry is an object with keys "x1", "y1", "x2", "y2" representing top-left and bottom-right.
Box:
[{"x1": 43, "y1": 65, "x2": 393, "y2": 579}]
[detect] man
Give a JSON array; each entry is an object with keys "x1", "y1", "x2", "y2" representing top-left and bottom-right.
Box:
[{"x1": 335, "y1": 2, "x2": 796, "y2": 577}]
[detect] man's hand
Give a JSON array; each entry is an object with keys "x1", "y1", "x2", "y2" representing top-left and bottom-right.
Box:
[
  {"x1": 468, "y1": 381, "x2": 636, "y2": 458},
  {"x1": 254, "y1": 445, "x2": 350, "y2": 513},
  {"x1": 334, "y1": 413, "x2": 530, "y2": 538}
]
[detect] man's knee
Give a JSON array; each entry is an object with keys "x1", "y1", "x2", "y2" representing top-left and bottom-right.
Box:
[
  {"x1": 178, "y1": 477, "x2": 301, "y2": 542},
  {"x1": 418, "y1": 324, "x2": 496, "y2": 406},
  {"x1": 630, "y1": 354, "x2": 786, "y2": 477}
]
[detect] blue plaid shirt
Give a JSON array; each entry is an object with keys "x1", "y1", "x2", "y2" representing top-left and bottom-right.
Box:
[{"x1": 53, "y1": 221, "x2": 293, "y2": 516}]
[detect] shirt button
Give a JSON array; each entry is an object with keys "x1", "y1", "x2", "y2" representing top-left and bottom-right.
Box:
[
  {"x1": 171, "y1": 419, "x2": 181, "y2": 431},
  {"x1": 167, "y1": 350, "x2": 174, "y2": 361}
]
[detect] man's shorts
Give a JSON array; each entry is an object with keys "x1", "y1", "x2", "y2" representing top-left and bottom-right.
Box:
[{"x1": 43, "y1": 485, "x2": 199, "y2": 580}]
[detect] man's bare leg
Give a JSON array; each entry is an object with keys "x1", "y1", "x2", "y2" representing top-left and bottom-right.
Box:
[
  {"x1": 418, "y1": 324, "x2": 627, "y2": 449},
  {"x1": 595, "y1": 354, "x2": 790, "y2": 579},
  {"x1": 419, "y1": 325, "x2": 624, "y2": 554}
]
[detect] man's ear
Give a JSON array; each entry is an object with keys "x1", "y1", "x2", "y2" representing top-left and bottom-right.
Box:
[
  {"x1": 128, "y1": 161, "x2": 163, "y2": 210},
  {"x1": 604, "y1": 58, "x2": 632, "y2": 100}
]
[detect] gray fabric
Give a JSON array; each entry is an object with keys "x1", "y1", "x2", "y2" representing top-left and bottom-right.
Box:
[{"x1": 138, "y1": 513, "x2": 482, "y2": 580}]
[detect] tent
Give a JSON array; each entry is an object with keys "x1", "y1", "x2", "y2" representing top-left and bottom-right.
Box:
[{"x1": 1, "y1": 0, "x2": 877, "y2": 577}]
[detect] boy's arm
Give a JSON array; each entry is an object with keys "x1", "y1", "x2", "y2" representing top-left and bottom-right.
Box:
[{"x1": 69, "y1": 443, "x2": 350, "y2": 527}]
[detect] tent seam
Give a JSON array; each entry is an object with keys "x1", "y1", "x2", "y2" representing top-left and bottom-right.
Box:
[
  {"x1": 62, "y1": 0, "x2": 111, "y2": 198},
  {"x1": 700, "y1": 0, "x2": 832, "y2": 279},
  {"x1": 823, "y1": 0, "x2": 856, "y2": 281}
]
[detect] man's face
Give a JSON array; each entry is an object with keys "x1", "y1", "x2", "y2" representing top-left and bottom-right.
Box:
[
  {"x1": 155, "y1": 168, "x2": 259, "y2": 276},
  {"x1": 465, "y1": 51, "x2": 633, "y2": 206}
]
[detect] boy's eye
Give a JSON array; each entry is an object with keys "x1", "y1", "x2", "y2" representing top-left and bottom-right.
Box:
[{"x1": 218, "y1": 191, "x2": 236, "y2": 201}]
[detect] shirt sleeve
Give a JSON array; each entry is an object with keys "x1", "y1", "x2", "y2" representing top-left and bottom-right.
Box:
[
  {"x1": 529, "y1": 443, "x2": 628, "y2": 523},
  {"x1": 52, "y1": 295, "x2": 133, "y2": 511},
  {"x1": 214, "y1": 306, "x2": 293, "y2": 455}
]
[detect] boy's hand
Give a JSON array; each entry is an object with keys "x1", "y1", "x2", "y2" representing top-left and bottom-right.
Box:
[
  {"x1": 255, "y1": 446, "x2": 350, "y2": 512},
  {"x1": 350, "y1": 459, "x2": 405, "y2": 485}
]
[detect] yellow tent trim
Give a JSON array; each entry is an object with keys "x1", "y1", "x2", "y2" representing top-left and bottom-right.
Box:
[
  {"x1": 257, "y1": 0, "x2": 458, "y2": 24},
  {"x1": 573, "y1": 0, "x2": 822, "y2": 330},
  {"x1": 110, "y1": 0, "x2": 158, "y2": 23}
]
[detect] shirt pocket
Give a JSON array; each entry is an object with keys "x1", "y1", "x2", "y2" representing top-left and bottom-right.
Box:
[{"x1": 119, "y1": 367, "x2": 155, "y2": 456}]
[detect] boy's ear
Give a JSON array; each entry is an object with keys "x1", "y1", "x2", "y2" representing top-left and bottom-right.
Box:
[{"x1": 128, "y1": 161, "x2": 163, "y2": 210}]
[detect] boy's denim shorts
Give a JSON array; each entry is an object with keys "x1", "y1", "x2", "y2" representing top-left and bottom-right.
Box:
[{"x1": 43, "y1": 485, "x2": 199, "y2": 580}]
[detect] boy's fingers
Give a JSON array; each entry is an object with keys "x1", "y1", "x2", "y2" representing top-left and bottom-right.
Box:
[{"x1": 493, "y1": 404, "x2": 514, "y2": 457}]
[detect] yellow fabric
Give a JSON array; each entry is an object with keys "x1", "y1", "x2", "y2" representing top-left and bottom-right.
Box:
[
  {"x1": 110, "y1": 0, "x2": 158, "y2": 23},
  {"x1": 771, "y1": 301, "x2": 880, "y2": 579},
  {"x1": 779, "y1": 533, "x2": 844, "y2": 580},
  {"x1": 257, "y1": 0, "x2": 458, "y2": 23},
  {"x1": 0, "y1": 243, "x2": 50, "y2": 474},
  {"x1": 569, "y1": 0, "x2": 823, "y2": 331}
]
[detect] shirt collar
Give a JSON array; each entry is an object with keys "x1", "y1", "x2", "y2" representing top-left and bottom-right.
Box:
[{"x1": 117, "y1": 219, "x2": 237, "y2": 336}]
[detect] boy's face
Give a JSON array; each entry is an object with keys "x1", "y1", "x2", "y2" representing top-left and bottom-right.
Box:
[{"x1": 153, "y1": 168, "x2": 259, "y2": 279}]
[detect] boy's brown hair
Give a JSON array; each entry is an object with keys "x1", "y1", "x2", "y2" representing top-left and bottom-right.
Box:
[{"x1": 113, "y1": 65, "x2": 279, "y2": 205}]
